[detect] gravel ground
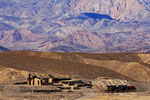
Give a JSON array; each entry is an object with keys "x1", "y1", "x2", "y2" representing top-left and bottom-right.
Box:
[{"x1": 78, "y1": 92, "x2": 150, "y2": 100}]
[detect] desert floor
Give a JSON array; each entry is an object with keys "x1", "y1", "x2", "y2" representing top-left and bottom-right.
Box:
[{"x1": 78, "y1": 92, "x2": 150, "y2": 100}]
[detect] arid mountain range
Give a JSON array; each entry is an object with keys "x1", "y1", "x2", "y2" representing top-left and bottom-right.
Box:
[
  {"x1": 0, "y1": 0, "x2": 150, "y2": 52},
  {"x1": 0, "y1": 51, "x2": 150, "y2": 82}
]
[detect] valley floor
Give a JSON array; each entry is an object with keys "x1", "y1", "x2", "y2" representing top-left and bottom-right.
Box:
[
  {"x1": 1, "y1": 91, "x2": 150, "y2": 100},
  {"x1": 78, "y1": 92, "x2": 150, "y2": 100}
]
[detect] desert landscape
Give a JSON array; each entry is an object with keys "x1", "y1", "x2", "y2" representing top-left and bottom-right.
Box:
[
  {"x1": 0, "y1": 0, "x2": 150, "y2": 100},
  {"x1": 0, "y1": 51, "x2": 149, "y2": 100}
]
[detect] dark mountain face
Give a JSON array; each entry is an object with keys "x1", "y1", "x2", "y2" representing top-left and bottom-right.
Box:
[
  {"x1": 0, "y1": 0, "x2": 149, "y2": 52},
  {"x1": 0, "y1": 22, "x2": 14, "y2": 31},
  {"x1": 0, "y1": 46, "x2": 10, "y2": 51},
  {"x1": 12, "y1": 30, "x2": 22, "y2": 42},
  {"x1": 77, "y1": 13, "x2": 114, "y2": 21}
]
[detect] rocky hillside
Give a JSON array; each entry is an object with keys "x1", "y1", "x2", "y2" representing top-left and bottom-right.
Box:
[
  {"x1": 0, "y1": 51, "x2": 150, "y2": 82},
  {"x1": 0, "y1": 0, "x2": 149, "y2": 52}
]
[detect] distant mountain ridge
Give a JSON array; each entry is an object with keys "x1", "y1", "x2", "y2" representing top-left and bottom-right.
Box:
[{"x1": 0, "y1": 0, "x2": 149, "y2": 53}]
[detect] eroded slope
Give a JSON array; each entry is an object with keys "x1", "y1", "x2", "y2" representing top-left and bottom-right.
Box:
[{"x1": 0, "y1": 51, "x2": 149, "y2": 82}]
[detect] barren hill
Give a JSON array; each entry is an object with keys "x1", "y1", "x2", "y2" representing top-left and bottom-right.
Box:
[{"x1": 0, "y1": 51, "x2": 149, "y2": 82}]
